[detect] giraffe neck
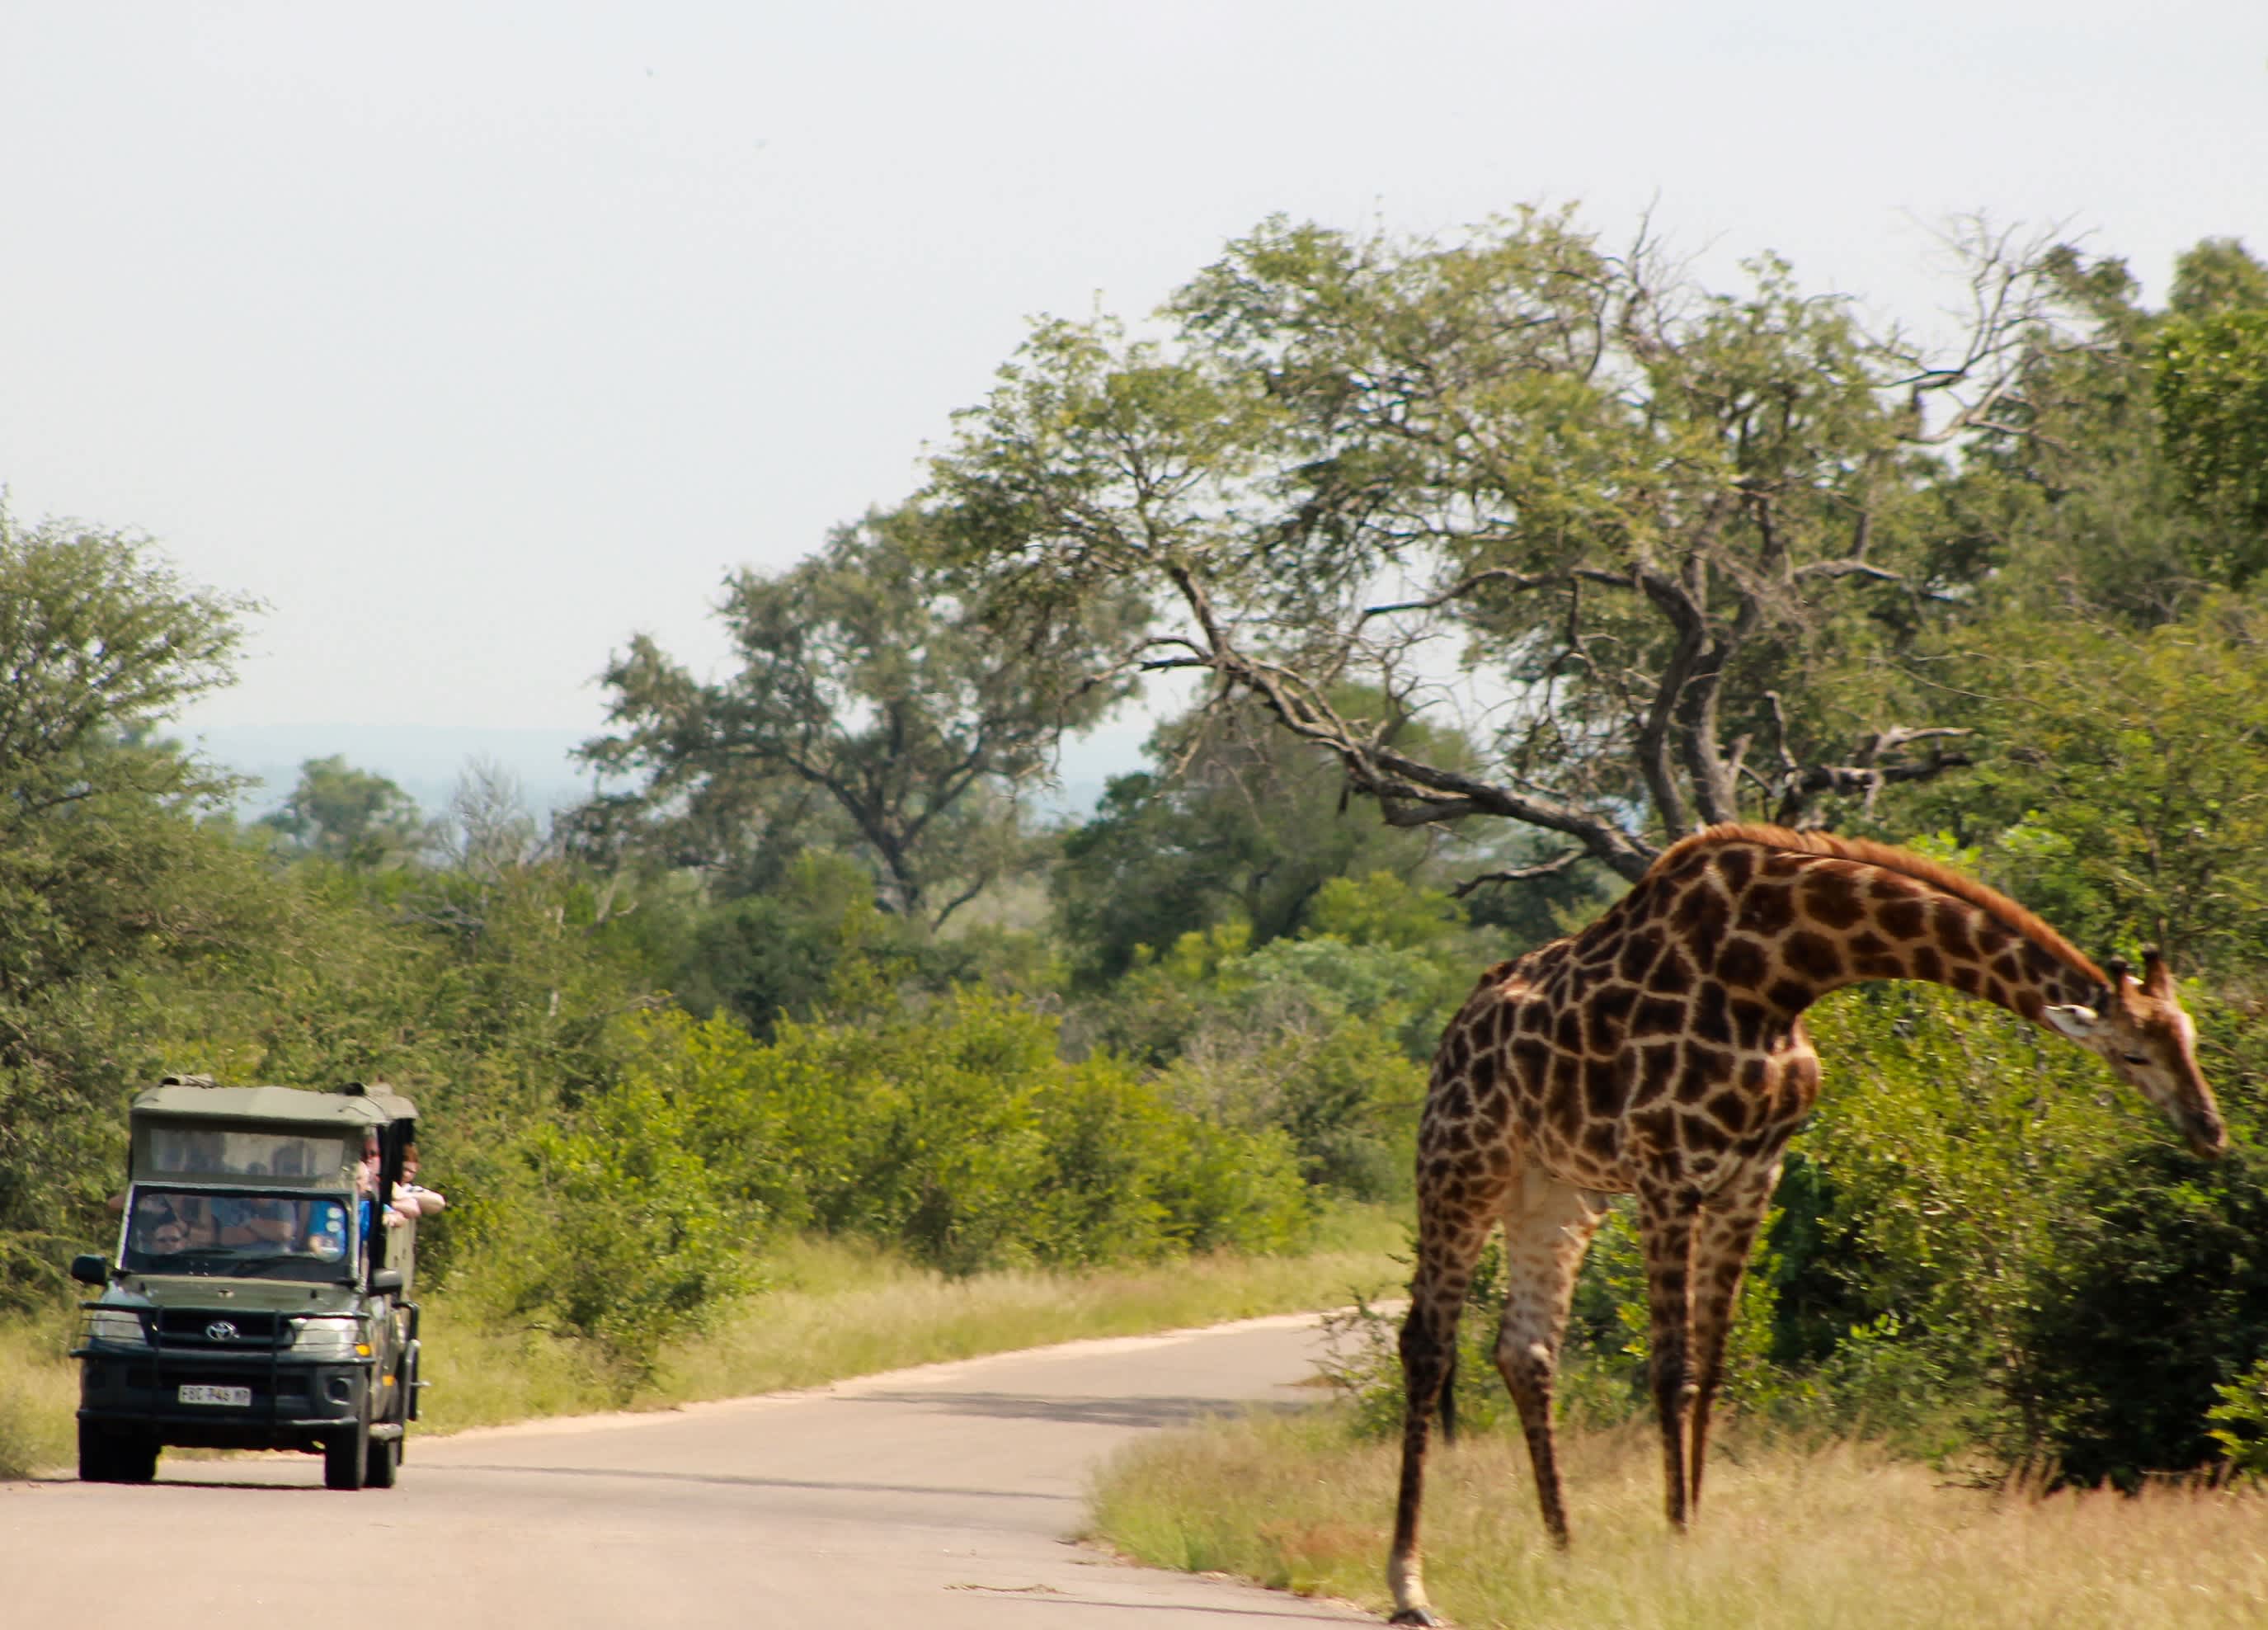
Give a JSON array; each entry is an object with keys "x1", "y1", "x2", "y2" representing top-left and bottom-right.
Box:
[{"x1": 1654, "y1": 837, "x2": 2106, "y2": 1025}]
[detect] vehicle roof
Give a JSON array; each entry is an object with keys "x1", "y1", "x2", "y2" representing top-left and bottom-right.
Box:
[{"x1": 130, "y1": 1079, "x2": 418, "y2": 1129}]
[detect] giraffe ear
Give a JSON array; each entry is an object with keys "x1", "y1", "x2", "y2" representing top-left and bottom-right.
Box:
[{"x1": 2043, "y1": 1004, "x2": 2101, "y2": 1041}]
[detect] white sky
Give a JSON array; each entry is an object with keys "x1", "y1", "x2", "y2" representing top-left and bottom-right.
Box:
[{"x1": 1, "y1": 2, "x2": 2261, "y2": 737}]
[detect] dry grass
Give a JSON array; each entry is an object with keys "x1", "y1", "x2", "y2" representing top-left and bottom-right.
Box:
[
  {"x1": 647, "y1": 1222, "x2": 1403, "y2": 1410},
  {"x1": 1091, "y1": 1410, "x2": 2268, "y2": 1629},
  {"x1": 0, "y1": 1303, "x2": 80, "y2": 1479}
]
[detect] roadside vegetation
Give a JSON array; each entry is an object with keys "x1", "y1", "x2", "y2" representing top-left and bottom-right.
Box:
[
  {"x1": 1091, "y1": 1412, "x2": 2268, "y2": 1629},
  {"x1": 2, "y1": 218, "x2": 2267, "y2": 1598}
]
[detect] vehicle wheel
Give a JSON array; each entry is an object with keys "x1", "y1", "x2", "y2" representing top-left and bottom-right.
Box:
[
  {"x1": 365, "y1": 1431, "x2": 399, "y2": 1489},
  {"x1": 324, "y1": 1422, "x2": 369, "y2": 1491},
  {"x1": 115, "y1": 1434, "x2": 159, "y2": 1484},
  {"x1": 78, "y1": 1423, "x2": 158, "y2": 1484},
  {"x1": 77, "y1": 1420, "x2": 117, "y2": 1482}
]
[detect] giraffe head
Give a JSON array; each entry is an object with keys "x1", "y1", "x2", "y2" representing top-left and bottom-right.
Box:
[{"x1": 2042, "y1": 951, "x2": 2226, "y2": 1160}]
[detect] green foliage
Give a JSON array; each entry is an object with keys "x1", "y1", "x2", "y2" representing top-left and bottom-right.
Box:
[
  {"x1": 456, "y1": 1074, "x2": 753, "y2": 1388},
  {"x1": 2205, "y1": 1356, "x2": 2268, "y2": 1481},
  {"x1": 584, "y1": 506, "x2": 1127, "y2": 926},
  {"x1": 2007, "y1": 1124, "x2": 2268, "y2": 1489},
  {"x1": 256, "y1": 755, "x2": 431, "y2": 868},
  {"x1": 1908, "y1": 599, "x2": 2268, "y2": 973},
  {"x1": 2170, "y1": 238, "x2": 2268, "y2": 318},
  {"x1": 605, "y1": 995, "x2": 1310, "y2": 1277},
  {"x1": 1051, "y1": 696, "x2": 1481, "y2": 987},
  {"x1": 933, "y1": 210, "x2": 2093, "y2": 871},
  {"x1": 669, "y1": 850, "x2": 904, "y2": 1034},
  {"x1": 2156, "y1": 309, "x2": 2268, "y2": 568},
  {"x1": 1077, "y1": 889, "x2": 1481, "y2": 1200},
  {"x1": 0, "y1": 512, "x2": 255, "y2": 1299}
]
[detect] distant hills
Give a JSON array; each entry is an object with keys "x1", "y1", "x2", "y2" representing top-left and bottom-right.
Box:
[
  {"x1": 183, "y1": 723, "x2": 600, "y2": 823},
  {"x1": 182, "y1": 720, "x2": 1146, "y2": 826}
]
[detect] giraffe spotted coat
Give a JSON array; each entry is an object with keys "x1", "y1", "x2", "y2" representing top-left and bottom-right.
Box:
[{"x1": 1386, "y1": 824, "x2": 2226, "y2": 1626}]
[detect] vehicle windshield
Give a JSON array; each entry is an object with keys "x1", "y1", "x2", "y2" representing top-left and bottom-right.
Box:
[{"x1": 123, "y1": 1187, "x2": 355, "y2": 1281}]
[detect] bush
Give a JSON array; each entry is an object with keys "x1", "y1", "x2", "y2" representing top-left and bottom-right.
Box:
[
  {"x1": 606, "y1": 993, "x2": 1314, "y2": 1276},
  {"x1": 449, "y1": 1075, "x2": 754, "y2": 1388},
  {"x1": 2007, "y1": 1134, "x2": 2268, "y2": 1487}
]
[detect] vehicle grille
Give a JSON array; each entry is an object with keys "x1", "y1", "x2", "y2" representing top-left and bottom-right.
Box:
[{"x1": 153, "y1": 1308, "x2": 288, "y2": 1349}]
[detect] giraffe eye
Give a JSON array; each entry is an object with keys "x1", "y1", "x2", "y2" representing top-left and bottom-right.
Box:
[{"x1": 2120, "y1": 1052, "x2": 2148, "y2": 1065}]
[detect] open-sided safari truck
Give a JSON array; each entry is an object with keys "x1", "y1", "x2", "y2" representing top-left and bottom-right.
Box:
[{"x1": 70, "y1": 1077, "x2": 425, "y2": 1490}]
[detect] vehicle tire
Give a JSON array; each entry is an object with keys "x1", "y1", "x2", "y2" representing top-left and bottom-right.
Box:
[
  {"x1": 324, "y1": 1420, "x2": 369, "y2": 1491},
  {"x1": 78, "y1": 1423, "x2": 158, "y2": 1484},
  {"x1": 77, "y1": 1420, "x2": 117, "y2": 1483},
  {"x1": 115, "y1": 1434, "x2": 160, "y2": 1484},
  {"x1": 365, "y1": 1430, "x2": 399, "y2": 1489}
]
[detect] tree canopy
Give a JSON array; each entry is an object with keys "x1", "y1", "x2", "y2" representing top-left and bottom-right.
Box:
[
  {"x1": 583, "y1": 507, "x2": 1135, "y2": 926},
  {"x1": 257, "y1": 755, "x2": 431, "y2": 867},
  {"x1": 928, "y1": 212, "x2": 2090, "y2": 878}
]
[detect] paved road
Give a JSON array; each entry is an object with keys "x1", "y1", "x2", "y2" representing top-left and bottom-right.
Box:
[{"x1": 3, "y1": 1313, "x2": 1374, "y2": 1628}]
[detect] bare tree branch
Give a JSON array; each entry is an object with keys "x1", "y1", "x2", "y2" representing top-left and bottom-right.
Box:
[{"x1": 1449, "y1": 847, "x2": 1586, "y2": 899}]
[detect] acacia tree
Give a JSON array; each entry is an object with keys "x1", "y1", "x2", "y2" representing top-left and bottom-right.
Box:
[
  {"x1": 929, "y1": 210, "x2": 2077, "y2": 881},
  {"x1": 583, "y1": 507, "x2": 1136, "y2": 926}
]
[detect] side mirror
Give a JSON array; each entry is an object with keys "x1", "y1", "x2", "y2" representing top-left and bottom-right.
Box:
[
  {"x1": 369, "y1": 1268, "x2": 405, "y2": 1294},
  {"x1": 70, "y1": 1253, "x2": 111, "y2": 1287}
]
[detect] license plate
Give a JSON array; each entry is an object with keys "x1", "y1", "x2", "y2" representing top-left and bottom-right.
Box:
[{"x1": 178, "y1": 1384, "x2": 251, "y2": 1407}]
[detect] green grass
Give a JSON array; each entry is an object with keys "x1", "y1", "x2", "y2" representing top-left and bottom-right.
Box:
[
  {"x1": 1, "y1": 1203, "x2": 1407, "y2": 1471},
  {"x1": 1089, "y1": 1406, "x2": 2268, "y2": 1629}
]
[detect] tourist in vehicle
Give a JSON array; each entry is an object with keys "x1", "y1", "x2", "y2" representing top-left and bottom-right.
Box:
[
  {"x1": 214, "y1": 1162, "x2": 294, "y2": 1246},
  {"x1": 304, "y1": 1200, "x2": 349, "y2": 1260},
  {"x1": 388, "y1": 1143, "x2": 447, "y2": 1221},
  {"x1": 171, "y1": 1199, "x2": 219, "y2": 1248},
  {"x1": 138, "y1": 1210, "x2": 189, "y2": 1255}
]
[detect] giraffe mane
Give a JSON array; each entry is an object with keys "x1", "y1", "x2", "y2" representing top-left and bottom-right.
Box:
[{"x1": 1654, "y1": 823, "x2": 2107, "y2": 986}]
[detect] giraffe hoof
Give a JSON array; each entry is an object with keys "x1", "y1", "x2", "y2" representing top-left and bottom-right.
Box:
[{"x1": 1388, "y1": 1610, "x2": 1445, "y2": 1627}]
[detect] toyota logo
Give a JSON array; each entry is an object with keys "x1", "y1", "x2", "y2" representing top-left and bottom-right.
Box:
[{"x1": 205, "y1": 1321, "x2": 240, "y2": 1342}]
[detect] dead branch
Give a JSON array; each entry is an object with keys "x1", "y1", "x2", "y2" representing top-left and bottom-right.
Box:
[{"x1": 1449, "y1": 847, "x2": 1586, "y2": 899}]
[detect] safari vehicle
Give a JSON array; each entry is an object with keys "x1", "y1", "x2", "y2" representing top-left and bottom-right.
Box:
[{"x1": 70, "y1": 1077, "x2": 426, "y2": 1491}]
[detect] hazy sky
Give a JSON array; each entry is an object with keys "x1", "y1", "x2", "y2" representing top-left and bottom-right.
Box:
[{"x1": 2, "y1": 3, "x2": 2261, "y2": 741}]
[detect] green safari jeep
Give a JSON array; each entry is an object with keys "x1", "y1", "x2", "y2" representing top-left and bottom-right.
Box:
[{"x1": 70, "y1": 1077, "x2": 427, "y2": 1490}]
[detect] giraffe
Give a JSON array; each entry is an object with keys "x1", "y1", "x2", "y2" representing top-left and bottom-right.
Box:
[{"x1": 1386, "y1": 823, "x2": 2226, "y2": 1626}]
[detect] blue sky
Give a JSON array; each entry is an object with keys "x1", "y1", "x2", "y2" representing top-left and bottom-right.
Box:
[{"x1": 2, "y1": 2, "x2": 2261, "y2": 803}]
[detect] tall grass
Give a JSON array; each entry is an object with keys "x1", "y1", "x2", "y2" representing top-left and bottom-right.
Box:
[
  {"x1": 0, "y1": 1303, "x2": 78, "y2": 1479},
  {"x1": 2, "y1": 1204, "x2": 1407, "y2": 1467},
  {"x1": 1091, "y1": 1409, "x2": 2268, "y2": 1629}
]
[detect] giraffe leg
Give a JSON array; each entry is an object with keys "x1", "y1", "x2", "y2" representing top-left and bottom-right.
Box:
[
  {"x1": 1686, "y1": 1165, "x2": 1778, "y2": 1517},
  {"x1": 1490, "y1": 1173, "x2": 1607, "y2": 1549},
  {"x1": 1387, "y1": 1211, "x2": 1494, "y2": 1628},
  {"x1": 1636, "y1": 1181, "x2": 1702, "y2": 1530}
]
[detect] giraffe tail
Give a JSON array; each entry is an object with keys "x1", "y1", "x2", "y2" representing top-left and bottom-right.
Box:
[{"x1": 1439, "y1": 1345, "x2": 1459, "y2": 1444}]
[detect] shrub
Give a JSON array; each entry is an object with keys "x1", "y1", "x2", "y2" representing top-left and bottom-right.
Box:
[
  {"x1": 2006, "y1": 1134, "x2": 2268, "y2": 1487},
  {"x1": 605, "y1": 992, "x2": 1313, "y2": 1276},
  {"x1": 450, "y1": 1075, "x2": 754, "y2": 1388}
]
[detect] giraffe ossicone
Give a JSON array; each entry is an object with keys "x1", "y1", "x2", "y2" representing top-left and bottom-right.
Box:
[{"x1": 1385, "y1": 823, "x2": 2224, "y2": 1627}]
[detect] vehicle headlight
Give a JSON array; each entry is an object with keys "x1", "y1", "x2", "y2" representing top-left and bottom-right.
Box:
[
  {"x1": 290, "y1": 1315, "x2": 366, "y2": 1359},
  {"x1": 85, "y1": 1308, "x2": 148, "y2": 1345}
]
